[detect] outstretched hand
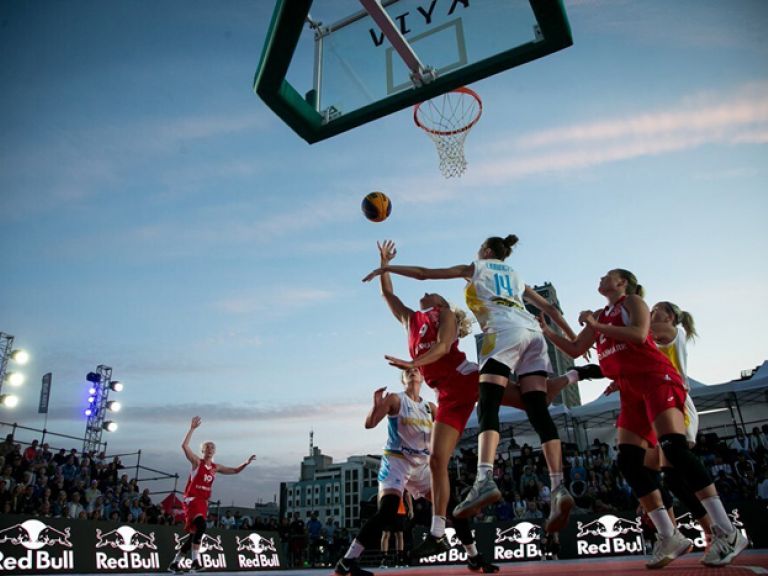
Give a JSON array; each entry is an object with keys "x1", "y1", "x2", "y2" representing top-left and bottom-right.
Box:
[
  {"x1": 190, "y1": 416, "x2": 202, "y2": 429},
  {"x1": 537, "y1": 314, "x2": 552, "y2": 335},
  {"x1": 384, "y1": 355, "x2": 415, "y2": 370},
  {"x1": 579, "y1": 310, "x2": 598, "y2": 329},
  {"x1": 362, "y1": 268, "x2": 385, "y2": 282},
  {"x1": 378, "y1": 240, "x2": 397, "y2": 264},
  {"x1": 372, "y1": 386, "x2": 389, "y2": 408},
  {"x1": 246, "y1": 454, "x2": 257, "y2": 465}
]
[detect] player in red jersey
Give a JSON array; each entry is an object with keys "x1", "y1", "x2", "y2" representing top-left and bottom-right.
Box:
[
  {"x1": 168, "y1": 416, "x2": 256, "y2": 574},
  {"x1": 368, "y1": 241, "x2": 595, "y2": 566},
  {"x1": 539, "y1": 269, "x2": 747, "y2": 569}
]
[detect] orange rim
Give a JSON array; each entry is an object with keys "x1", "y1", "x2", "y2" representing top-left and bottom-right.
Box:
[{"x1": 413, "y1": 86, "x2": 483, "y2": 137}]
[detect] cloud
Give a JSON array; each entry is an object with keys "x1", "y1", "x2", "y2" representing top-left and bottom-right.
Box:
[
  {"x1": 471, "y1": 83, "x2": 768, "y2": 186},
  {"x1": 26, "y1": 400, "x2": 369, "y2": 424}
]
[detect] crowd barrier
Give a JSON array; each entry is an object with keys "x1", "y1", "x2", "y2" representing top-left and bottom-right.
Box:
[
  {"x1": 412, "y1": 501, "x2": 766, "y2": 568},
  {"x1": 0, "y1": 516, "x2": 284, "y2": 574},
  {"x1": 1, "y1": 501, "x2": 765, "y2": 574}
]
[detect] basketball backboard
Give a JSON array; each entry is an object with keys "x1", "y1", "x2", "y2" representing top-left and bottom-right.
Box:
[{"x1": 254, "y1": 0, "x2": 572, "y2": 143}]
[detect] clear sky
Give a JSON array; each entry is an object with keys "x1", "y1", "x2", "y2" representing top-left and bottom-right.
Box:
[{"x1": 1, "y1": 0, "x2": 766, "y2": 506}]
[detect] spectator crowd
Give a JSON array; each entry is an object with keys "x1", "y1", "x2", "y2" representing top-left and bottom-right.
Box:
[
  {"x1": 0, "y1": 434, "x2": 174, "y2": 525},
  {"x1": 448, "y1": 424, "x2": 768, "y2": 522}
]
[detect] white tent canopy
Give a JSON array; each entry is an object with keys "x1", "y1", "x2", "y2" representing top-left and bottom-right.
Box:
[{"x1": 460, "y1": 361, "x2": 768, "y2": 449}]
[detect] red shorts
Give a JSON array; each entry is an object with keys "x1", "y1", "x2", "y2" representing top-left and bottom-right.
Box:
[
  {"x1": 183, "y1": 497, "x2": 208, "y2": 532},
  {"x1": 431, "y1": 368, "x2": 479, "y2": 436},
  {"x1": 616, "y1": 374, "x2": 686, "y2": 446}
]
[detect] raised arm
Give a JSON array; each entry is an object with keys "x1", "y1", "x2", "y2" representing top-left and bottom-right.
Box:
[
  {"x1": 364, "y1": 387, "x2": 400, "y2": 429},
  {"x1": 217, "y1": 454, "x2": 257, "y2": 475},
  {"x1": 523, "y1": 286, "x2": 578, "y2": 340},
  {"x1": 385, "y1": 306, "x2": 457, "y2": 370},
  {"x1": 363, "y1": 263, "x2": 473, "y2": 283},
  {"x1": 539, "y1": 315, "x2": 597, "y2": 358},
  {"x1": 582, "y1": 295, "x2": 649, "y2": 345},
  {"x1": 377, "y1": 240, "x2": 414, "y2": 326},
  {"x1": 181, "y1": 416, "x2": 201, "y2": 467}
]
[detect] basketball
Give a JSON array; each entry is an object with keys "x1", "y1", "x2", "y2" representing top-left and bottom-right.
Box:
[{"x1": 361, "y1": 191, "x2": 392, "y2": 222}]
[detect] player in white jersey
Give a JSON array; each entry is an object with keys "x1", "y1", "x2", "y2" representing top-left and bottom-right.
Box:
[
  {"x1": 363, "y1": 234, "x2": 579, "y2": 533},
  {"x1": 335, "y1": 368, "x2": 497, "y2": 575},
  {"x1": 650, "y1": 301, "x2": 722, "y2": 559}
]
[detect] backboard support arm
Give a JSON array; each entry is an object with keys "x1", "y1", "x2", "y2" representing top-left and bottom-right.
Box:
[{"x1": 357, "y1": 0, "x2": 437, "y2": 87}]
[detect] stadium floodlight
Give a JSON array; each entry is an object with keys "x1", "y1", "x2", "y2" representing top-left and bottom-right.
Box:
[
  {"x1": 10, "y1": 350, "x2": 29, "y2": 364},
  {"x1": 107, "y1": 401, "x2": 121, "y2": 412},
  {"x1": 6, "y1": 372, "x2": 24, "y2": 387},
  {"x1": 87, "y1": 395, "x2": 96, "y2": 404},
  {"x1": 86, "y1": 372, "x2": 102, "y2": 383},
  {"x1": 88, "y1": 386, "x2": 97, "y2": 395},
  {"x1": 102, "y1": 421, "x2": 118, "y2": 432},
  {"x1": 109, "y1": 380, "x2": 123, "y2": 392},
  {"x1": 0, "y1": 394, "x2": 19, "y2": 408},
  {"x1": 84, "y1": 408, "x2": 93, "y2": 416}
]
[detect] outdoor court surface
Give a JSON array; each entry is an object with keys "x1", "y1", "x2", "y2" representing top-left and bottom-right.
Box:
[{"x1": 93, "y1": 550, "x2": 768, "y2": 576}]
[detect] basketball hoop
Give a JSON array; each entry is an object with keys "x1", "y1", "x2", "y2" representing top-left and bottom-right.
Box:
[{"x1": 414, "y1": 87, "x2": 482, "y2": 178}]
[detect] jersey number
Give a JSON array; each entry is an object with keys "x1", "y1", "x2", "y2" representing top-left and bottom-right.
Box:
[
  {"x1": 494, "y1": 273, "x2": 513, "y2": 297},
  {"x1": 203, "y1": 474, "x2": 213, "y2": 483}
]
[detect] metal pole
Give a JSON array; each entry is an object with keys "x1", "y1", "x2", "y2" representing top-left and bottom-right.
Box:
[
  {"x1": 135, "y1": 449, "x2": 142, "y2": 482},
  {"x1": 731, "y1": 393, "x2": 748, "y2": 435}
]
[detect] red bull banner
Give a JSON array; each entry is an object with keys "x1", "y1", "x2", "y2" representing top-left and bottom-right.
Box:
[
  {"x1": 0, "y1": 516, "x2": 284, "y2": 574},
  {"x1": 412, "y1": 500, "x2": 764, "y2": 567}
]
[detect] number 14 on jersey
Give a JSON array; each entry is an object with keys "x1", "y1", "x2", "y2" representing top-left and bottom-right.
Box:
[{"x1": 494, "y1": 273, "x2": 514, "y2": 297}]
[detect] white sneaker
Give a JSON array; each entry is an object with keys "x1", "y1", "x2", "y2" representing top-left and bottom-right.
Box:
[
  {"x1": 645, "y1": 530, "x2": 692, "y2": 569},
  {"x1": 544, "y1": 484, "x2": 574, "y2": 533},
  {"x1": 452, "y1": 471, "x2": 502, "y2": 519},
  {"x1": 701, "y1": 525, "x2": 748, "y2": 567}
]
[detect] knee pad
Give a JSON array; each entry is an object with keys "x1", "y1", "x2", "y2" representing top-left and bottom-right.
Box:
[
  {"x1": 357, "y1": 493, "x2": 400, "y2": 549},
  {"x1": 477, "y1": 382, "x2": 505, "y2": 433},
  {"x1": 192, "y1": 516, "x2": 206, "y2": 544},
  {"x1": 662, "y1": 466, "x2": 707, "y2": 519},
  {"x1": 522, "y1": 391, "x2": 559, "y2": 443},
  {"x1": 659, "y1": 434, "x2": 712, "y2": 492},
  {"x1": 617, "y1": 444, "x2": 658, "y2": 498}
]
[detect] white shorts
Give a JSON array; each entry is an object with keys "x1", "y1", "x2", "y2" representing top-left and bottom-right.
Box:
[
  {"x1": 377, "y1": 453, "x2": 431, "y2": 500},
  {"x1": 479, "y1": 327, "x2": 552, "y2": 377},
  {"x1": 683, "y1": 393, "x2": 699, "y2": 445}
]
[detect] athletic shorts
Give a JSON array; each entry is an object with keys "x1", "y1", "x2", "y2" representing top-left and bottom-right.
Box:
[
  {"x1": 183, "y1": 497, "x2": 208, "y2": 532},
  {"x1": 430, "y1": 361, "x2": 479, "y2": 436},
  {"x1": 616, "y1": 373, "x2": 687, "y2": 446},
  {"x1": 377, "y1": 453, "x2": 430, "y2": 500},
  {"x1": 683, "y1": 393, "x2": 699, "y2": 445},
  {"x1": 478, "y1": 328, "x2": 552, "y2": 379}
]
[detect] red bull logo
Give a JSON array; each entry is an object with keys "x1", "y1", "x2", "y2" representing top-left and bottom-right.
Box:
[
  {"x1": 576, "y1": 514, "x2": 643, "y2": 556},
  {"x1": 493, "y1": 521, "x2": 543, "y2": 561},
  {"x1": 676, "y1": 509, "x2": 747, "y2": 550},
  {"x1": 94, "y1": 525, "x2": 160, "y2": 570},
  {"x1": 417, "y1": 528, "x2": 470, "y2": 565},
  {"x1": 173, "y1": 533, "x2": 227, "y2": 570},
  {"x1": 0, "y1": 519, "x2": 74, "y2": 571},
  {"x1": 235, "y1": 533, "x2": 280, "y2": 569}
]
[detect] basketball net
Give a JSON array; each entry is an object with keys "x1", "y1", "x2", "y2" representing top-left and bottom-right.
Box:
[{"x1": 414, "y1": 87, "x2": 482, "y2": 178}]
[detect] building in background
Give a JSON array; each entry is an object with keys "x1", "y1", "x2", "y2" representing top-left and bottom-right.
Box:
[{"x1": 280, "y1": 441, "x2": 379, "y2": 529}]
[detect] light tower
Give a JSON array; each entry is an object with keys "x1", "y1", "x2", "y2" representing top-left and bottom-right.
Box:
[
  {"x1": 0, "y1": 332, "x2": 29, "y2": 408},
  {"x1": 83, "y1": 365, "x2": 123, "y2": 453}
]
